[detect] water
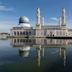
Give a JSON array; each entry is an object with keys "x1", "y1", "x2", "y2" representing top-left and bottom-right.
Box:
[{"x1": 0, "y1": 38, "x2": 72, "y2": 72}]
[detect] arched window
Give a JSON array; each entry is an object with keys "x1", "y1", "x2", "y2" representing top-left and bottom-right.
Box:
[
  {"x1": 20, "y1": 39, "x2": 22, "y2": 42},
  {"x1": 17, "y1": 32, "x2": 19, "y2": 35},
  {"x1": 26, "y1": 31, "x2": 28, "y2": 35},
  {"x1": 29, "y1": 32, "x2": 31, "y2": 35},
  {"x1": 17, "y1": 39, "x2": 19, "y2": 43},
  {"x1": 14, "y1": 39, "x2": 16, "y2": 43},
  {"x1": 14, "y1": 32, "x2": 16, "y2": 35},
  {"x1": 23, "y1": 32, "x2": 25, "y2": 35},
  {"x1": 20, "y1": 32, "x2": 22, "y2": 35}
]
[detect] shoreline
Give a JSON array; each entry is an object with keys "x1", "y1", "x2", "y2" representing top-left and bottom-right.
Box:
[{"x1": 7, "y1": 36, "x2": 72, "y2": 39}]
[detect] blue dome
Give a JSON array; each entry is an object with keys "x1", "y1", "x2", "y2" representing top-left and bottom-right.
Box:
[{"x1": 19, "y1": 16, "x2": 29, "y2": 23}]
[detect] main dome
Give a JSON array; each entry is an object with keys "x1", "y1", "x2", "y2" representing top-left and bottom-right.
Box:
[
  {"x1": 19, "y1": 16, "x2": 29, "y2": 23},
  {"x1": 18, "y1": 16, "x2": 31, "y2": 27}
]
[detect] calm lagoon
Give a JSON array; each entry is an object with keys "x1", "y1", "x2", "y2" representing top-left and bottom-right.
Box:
[{"x1": 0, "y1": 38, "x2": 72, "y2": 72}]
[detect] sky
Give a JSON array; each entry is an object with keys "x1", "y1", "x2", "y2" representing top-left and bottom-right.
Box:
[{"x1": 0, "y1": 0, "x2": 72, "y2": 32}]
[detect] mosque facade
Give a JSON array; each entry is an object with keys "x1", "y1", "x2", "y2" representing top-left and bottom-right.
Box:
[{"x1": 10, "y1": 8, "x2": 72, "y2": 37}]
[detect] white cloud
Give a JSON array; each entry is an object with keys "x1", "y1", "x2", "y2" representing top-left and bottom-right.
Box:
[
  {"x1": 0, "y1": 2, "x2": 14, "y2": 11},
  {"x1": 0, "y1": 5, "x2": 14, "y2": 11},
  {"x1": 50, "y1": 17, "x2": 58, "y2": 21},
  {"x1": 0, "y1": 21, "x2": 17, "y2": 32}
]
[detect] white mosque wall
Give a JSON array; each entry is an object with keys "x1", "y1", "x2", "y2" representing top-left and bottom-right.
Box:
[
  {"x1": 10, "y1": 28, "x2": 36, "y2": 37},
  {"x1": 46, "y1": 29, "x2": 67, "y2": 37},
  {"x1": 10, "y1": 28, "x2": 70, "y2": 37}
]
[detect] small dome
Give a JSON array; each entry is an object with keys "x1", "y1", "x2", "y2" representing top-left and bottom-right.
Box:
[{"x1": 19, "y1": 16, "x2": 29, "y2": 23}]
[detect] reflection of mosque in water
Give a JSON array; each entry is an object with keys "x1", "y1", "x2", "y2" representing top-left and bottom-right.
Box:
[
  {"x1": 19, "y1": 46, "x2": 30, "y2": 57},
  {"x1": 11, "y1": 38, "x2": 69, "y2": 47},
  {"x1": 10, "y1": 38, "x2": 72, "y2": 67}
]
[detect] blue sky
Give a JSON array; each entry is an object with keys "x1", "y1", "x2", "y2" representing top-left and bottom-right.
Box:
[{"x1": 0, "y1": 0, "x2": 72, "y2": 32}]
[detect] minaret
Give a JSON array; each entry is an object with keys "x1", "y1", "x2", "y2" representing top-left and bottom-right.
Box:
[
  {"x1": 61, "y1": 8, "x2": 66, "y2": 26},
  {"x1": 36, "y1": 8, "x2": 40, "y2": 29}
]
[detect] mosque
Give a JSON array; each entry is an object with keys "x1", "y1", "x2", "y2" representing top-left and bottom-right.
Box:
[{"x1": 10, "y1": 8, "x2": 72, "y2": 37}]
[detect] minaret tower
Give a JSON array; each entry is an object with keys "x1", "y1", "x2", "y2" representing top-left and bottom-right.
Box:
[
  {"x1": 36, "y1": 8, "x2": 41, "y2": 29},
  {"x1": 61, "y1": 8, "x2": 66, "y2": 26}
]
